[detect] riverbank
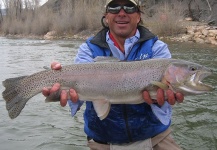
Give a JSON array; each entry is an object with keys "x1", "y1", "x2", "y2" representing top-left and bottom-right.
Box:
[
  {"x1": 0, "y1": 30, "x2": 98, "y2": 41},
  {"x1": 33, "y1": 23, "x2": 217, "y2": 46},
  {"x1": 1, "y1": 21, "x2": 217, "y2": 46},
  {"x1": 170, "y1": 24, "x2": 217, "y2": 46}
]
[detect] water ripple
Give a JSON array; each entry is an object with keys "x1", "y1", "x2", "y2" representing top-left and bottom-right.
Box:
[{"x1": 0, "y1": 37, "x2": 216, "y2": 150}]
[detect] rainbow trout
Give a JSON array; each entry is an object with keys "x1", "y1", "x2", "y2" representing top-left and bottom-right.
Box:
[{"x1": 2, "y1": 58, "x2": 214, "y2": 120}]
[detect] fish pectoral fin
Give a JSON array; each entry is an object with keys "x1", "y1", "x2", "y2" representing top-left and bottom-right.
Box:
[
  {"x1": 150, "y1": 81, "x2": 169, "y2": 90},
  {"x1": 92, "y1": 100, "x2": 111, "y2": 120}
]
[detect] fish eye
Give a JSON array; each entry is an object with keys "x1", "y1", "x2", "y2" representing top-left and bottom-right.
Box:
[{"x1": 189, "y1": 66, "x2": 197, "y2": 71}]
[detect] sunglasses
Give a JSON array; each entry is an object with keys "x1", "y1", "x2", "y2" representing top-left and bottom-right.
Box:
[{"x1": 106, "y1": 4, "x2": 139, "y2": 14}]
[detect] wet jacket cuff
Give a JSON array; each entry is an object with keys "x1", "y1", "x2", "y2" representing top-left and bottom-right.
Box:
[
  {"x1": 150, "y1": 102, "x2": 172, "y2": 125},
  {"x1": 68, "y1": 100, "x2": 84, "y2": 117}
]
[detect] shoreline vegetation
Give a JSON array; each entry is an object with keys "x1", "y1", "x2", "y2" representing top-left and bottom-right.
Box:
[{"x1": 0, "y1": 0, "x2": 216, "y2": 45}]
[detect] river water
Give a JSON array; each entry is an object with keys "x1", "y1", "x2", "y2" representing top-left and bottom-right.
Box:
[{"x1": 0, "y1": 37, "x2": 216, "y2": 150}]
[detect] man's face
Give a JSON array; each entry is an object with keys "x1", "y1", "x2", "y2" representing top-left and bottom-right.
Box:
[{"x1": 105, "y1": 0, "x2": 141, "y2": 38}]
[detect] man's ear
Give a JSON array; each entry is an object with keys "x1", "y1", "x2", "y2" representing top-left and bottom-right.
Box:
[
  {"x1": 105, "y1": 15, "x2": 109, "y2": 24},
  {"x1": 137, "y1": 14, "x2": 141, "y2": 24},
  {"x1": 138, "y1": 18, "x2": 141, "y2": 24}
]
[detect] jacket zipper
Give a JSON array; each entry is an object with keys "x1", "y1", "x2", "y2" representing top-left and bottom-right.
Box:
[{"x1": 123, "y1": 105, "x2": 132, "y2": 142}]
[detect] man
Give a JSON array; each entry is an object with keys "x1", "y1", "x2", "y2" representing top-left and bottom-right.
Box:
[{"x1": 43, "y1": 0, "x2": 184, "y2": 149}]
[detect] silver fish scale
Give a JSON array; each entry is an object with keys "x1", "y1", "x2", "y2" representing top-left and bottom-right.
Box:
[{"x1": 60, "y1": 59, "x2": 172, "y2": 103}]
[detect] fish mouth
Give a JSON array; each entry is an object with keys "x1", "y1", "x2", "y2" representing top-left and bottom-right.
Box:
[{"x1": 180, "y1": 70, "x2": 215, "y2": 94}]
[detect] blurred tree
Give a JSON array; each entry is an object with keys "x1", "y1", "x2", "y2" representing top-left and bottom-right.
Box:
[{"x1": 208, "y1": 0, "x2": 217, "y2": 25}]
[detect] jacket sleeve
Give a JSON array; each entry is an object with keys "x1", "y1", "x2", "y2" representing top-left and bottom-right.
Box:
[
  {"x1": 74, "y1": 43, "x2": 94, "y2": 63},
  {"x1": 152, "y1": 40, "x2": 171, "y2": 59}
]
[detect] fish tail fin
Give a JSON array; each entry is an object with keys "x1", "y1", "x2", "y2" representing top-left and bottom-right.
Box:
[{"x1": 2, "y1": 76, "x2": 29, "y2": 119}]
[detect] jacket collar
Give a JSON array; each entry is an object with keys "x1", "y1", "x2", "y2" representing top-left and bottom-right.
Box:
[{"x1": 90, "y1": 26, "x2": 156, "y2": 49}]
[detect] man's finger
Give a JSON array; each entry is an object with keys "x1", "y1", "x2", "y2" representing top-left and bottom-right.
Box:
[
  {"x1": 143, "y1": 91, "x2": 153, "y2": 105},
  {"x1": 51, "y1": 62, "x2": 62, "y2": 70},
  {"x1": 70, "y1": 89, "x2": 78, "y2": 103},
  {"x1": 176, "y1": 93, "x2": 184, "y2": 103},
  {"x1": 156, "y1": 89, "x2": 165, "y2": 106},
  {"x1": 60, "y1": 90, "x2": 68, "y2": 107},
  {"x1": 42, "y1": 87, "x2": 50, "y2": 97},
  {"x1": 50, "y1": 83, "x2": 61, "y2": 93},
  {"x1": 166, "y1": 90, "x2": 176, "y2": 105}
]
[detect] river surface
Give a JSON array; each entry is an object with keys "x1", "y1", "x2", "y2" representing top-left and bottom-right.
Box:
[{"x1": 0, "y1": 37, "x2": 216, "y2": 150}]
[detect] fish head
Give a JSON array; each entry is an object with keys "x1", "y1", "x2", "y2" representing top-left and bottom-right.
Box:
[{"x1": 163, "y1": 60, "x2": 214, "y2": 95}]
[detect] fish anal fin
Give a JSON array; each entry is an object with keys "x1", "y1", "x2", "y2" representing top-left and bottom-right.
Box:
[
  {"x1": 150, "y1": 81, "x2": 169, "y2": 90},
  {"x1": 92, "y1": 100, "x2": 111, "y2": 120}
]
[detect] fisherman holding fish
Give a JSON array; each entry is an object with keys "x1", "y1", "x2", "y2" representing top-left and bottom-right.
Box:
[
  {"x1": 42, "y1": 0, "x2": 184, "y2": 149},
  {"x1": 43, "y1": 1, "x2": 186, "y2": 150},
  {"x1": 2, "y1": 0, "x2": 214, "y2": 149}
]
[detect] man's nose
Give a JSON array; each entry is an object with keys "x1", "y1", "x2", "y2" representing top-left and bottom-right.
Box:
[{"x1": 118, "y1": 8, "x2": 127, "y2": 15}]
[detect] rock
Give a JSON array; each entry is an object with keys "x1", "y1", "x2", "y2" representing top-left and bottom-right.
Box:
[
  {"x1": 209, "y1": 30, "x2": 217, "y2": 35},
  {"x1": 211, "y1": 40, "x2": 217, "y2": 45},
  {"x1": 183, "y1": 24, "x2": 217, "y2": 45},
  {"x1": 208, "y1": 32, "x2": 215, "y2": 37},
  {"x1": 194, "y1": 32, "x2": 201, "y2": 38},
  {"x1": 204, "y1": 39, "x2": 211, "y2": 44},
  {"x1": 206, "y1": 37, "x2": 215, "y2": 44},
  {"x1": 185, "y1": 17, "x2": 193, "y2": 21},
  {"x1": 182, "y1": 35, "x2": 193, "y2": 42},
  {"x1": 44, "y1": 31, "x2": 57, "y2": 40},
  {"x1": 209, "y1": 37, "x2": 217, "y2": 45},
  {"x1": 194, "y1": 37, "x2": 205, "y2": 44},
  {"x1": 201, "y1": 29, "x2": 209, "y2": 36},
  {"x1": 198, "y1": 34, "x2": 205, "y2": 39},
  {"x1": 187, "y1": 26, "x2": 196, "y2": 34}
]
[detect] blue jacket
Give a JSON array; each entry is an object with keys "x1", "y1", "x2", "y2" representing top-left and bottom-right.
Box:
[{"x1": 83, "y1": 26, "x2": 170, "y2": 144}]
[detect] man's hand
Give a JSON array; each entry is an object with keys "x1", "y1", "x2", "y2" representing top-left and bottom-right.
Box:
[
  {"x1": 42, "y1": 62, "x2": 79, "y2": 107},
  {"x1": 143, "y1": 89, "x2": 184, "y2": 106}
]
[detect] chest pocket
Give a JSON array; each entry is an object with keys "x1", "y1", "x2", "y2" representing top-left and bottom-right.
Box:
[{"x1": 127, "y1": 37, "x2": 158, "y2": 61}]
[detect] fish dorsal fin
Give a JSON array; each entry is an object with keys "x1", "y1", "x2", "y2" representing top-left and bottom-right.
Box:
[
  {"x1": 92, "y1": 100, "x2": 111, "y2": 120},
  {"x1": 43, "y1": 66, "x2": 50, "y2": 70},
  {"x1": 93, "y1": 56, "x2": 120, "y2": 63}
]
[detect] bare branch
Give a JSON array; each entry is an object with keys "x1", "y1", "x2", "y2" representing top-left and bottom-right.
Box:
[{"x1": 206, "y1": 0, "x2": 212, "y2": 11}]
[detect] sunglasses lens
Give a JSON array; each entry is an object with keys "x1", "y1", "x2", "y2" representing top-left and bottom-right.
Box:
[
  {"x1": 107, "y1": 6, "x2": 121, "y2": 14},
  {"x1": 107, "y1": 4, "x2": 138, "y2": 14},
  {"x1": 123, "y1": 6, "x2": 137, "y2": 14}
]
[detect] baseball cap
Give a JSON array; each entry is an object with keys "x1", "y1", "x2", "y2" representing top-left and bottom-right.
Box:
[{"x1": 105, "y1": 0, "x2": 139, "y2": 7}]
